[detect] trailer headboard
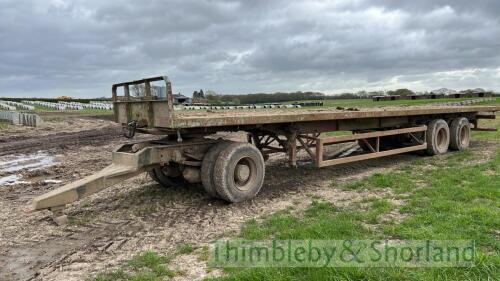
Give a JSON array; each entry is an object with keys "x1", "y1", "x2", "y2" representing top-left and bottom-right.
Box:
[{"x1": 111, "y1": 76, "x2": 175, "y2": 128}]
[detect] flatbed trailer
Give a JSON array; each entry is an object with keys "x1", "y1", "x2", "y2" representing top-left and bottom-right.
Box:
[{"x1": 32, "y1": 76, "x2": 500, "y2": 222}]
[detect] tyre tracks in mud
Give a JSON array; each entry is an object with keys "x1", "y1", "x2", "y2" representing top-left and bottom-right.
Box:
[
  {"x1": 0, "y1": 135, "x2": 405, "y2": 280},
  {"x1": 0, "y1": 126, "x2": 122, "y2": 156}
]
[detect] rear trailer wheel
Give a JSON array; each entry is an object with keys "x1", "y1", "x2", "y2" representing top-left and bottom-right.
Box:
[
  {"x1": 148, "y1": 165, "x2": 185, "y2": 187},
  {"x1": 213, "y1": 142, "x2": 265, "y2": 203},
  {"x1": 449, "y1": 117, "x2": 470, "y2": 151},
  {"x1": 425, "y1": 119, "x2": 450, "y2": 156},
  {"x1": 201, "y1": 141, "x2": 233, "y2": 198}
]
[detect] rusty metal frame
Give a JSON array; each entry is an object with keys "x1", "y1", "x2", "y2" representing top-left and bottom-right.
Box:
[
  {"x1": 297, "y1": 133, "x2": 320, "y2": 161},
  {"x1": 315, "y1": 126, "x2": 427, "y2": 168},
  {"x1": 248, "y1": 131, "x2": 288, "y2": 159},
  {"x1": 112, "y1": 76, "x2": 175, "y2": 128},
  {"x1": 472, "y1": 113, "x2": 498, "y2": 131}
]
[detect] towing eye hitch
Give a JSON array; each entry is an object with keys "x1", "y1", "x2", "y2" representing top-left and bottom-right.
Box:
[{"x1": 123, "y1": 120, "x2": 137, "y2": 138}]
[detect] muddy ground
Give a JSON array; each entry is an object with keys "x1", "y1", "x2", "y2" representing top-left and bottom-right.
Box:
[{"x1": 0, "y1": 114, "x2": 496, "y2": 281}]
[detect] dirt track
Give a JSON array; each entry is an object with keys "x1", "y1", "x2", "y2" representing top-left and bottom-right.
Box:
[
  {"x1": 0, "y1": 116, "x2": 496, "y2": 280},
  {"x1": 0, "y1": 126, "x2": 122, "y2": 156}
]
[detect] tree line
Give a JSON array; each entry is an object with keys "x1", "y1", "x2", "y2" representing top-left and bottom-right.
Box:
[{"x1": 200, "y1": 89, "x2": 420, "y2": 104}]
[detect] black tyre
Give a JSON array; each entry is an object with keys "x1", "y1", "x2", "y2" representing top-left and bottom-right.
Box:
[
  {"x1": 148, "y1": 168, "x2": 160, "y2": 183},
  {"x1": 148, "y1": 165, "x2": 185, "y2": 187},
  {"x1": 201, "y1": 141, "x2": 233, "y2": 198},
  {"x1": 449, "y1": 117, "x2": 470, "y2": 151},
  {"x1": 213, "y1": 142, "x2": 265, "y2": 203},
  {"x1": 425, "y1": 119, "x2": 450, "y2": 156}
]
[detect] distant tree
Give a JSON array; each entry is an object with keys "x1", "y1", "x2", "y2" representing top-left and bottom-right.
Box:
[
  {"x1": 212, "y1": 91, "x2": 325, "y2": 104},
  {"x1": 205, "y1": 90, "x2": 221, "y2": 104},
  {"x1": 205, "y1": 90, "x2": 217, "y2": 96},
  {"x1": 338, "y1": 93, "x2": 358, "y2": 99},
  {"x1": 393, "y1": 88, "x2": 415, "y2": 97},
  {"x1": 131, "y1": 84, "x2": 145, "y2": 97},
  {"x1": 193, "y1": 89, "x2": 206, "y2": 100},
  {"x1": 356, "y1": 90, "x2": 369, "y2": 98},
  {"x1": 368, "y1": 91, "x2": 383, "y2": 97}
]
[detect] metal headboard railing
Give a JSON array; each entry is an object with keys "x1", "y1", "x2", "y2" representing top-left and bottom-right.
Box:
[{"x1": 111, "y1": 75, "x2": 175, "y2": 128}]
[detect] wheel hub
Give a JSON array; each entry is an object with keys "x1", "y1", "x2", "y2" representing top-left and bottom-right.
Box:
[
  {"x1": 235, "y1": 164, "x2": 250, "y2": 184},
  {"x1": 436, "y1": 128, "x2": 447, "y2": 150},
  {"x1": 459, "y1": 125, "x2": 469, "y2": 146}
]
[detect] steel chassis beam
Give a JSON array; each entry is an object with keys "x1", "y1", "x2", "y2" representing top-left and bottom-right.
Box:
[{"x1": 249, "y1": 126, "x2": 428, "y2": 168}]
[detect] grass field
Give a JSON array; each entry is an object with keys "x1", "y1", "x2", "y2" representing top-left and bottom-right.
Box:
[{"x1": 0, "y1": 121, "x2": 9, "y2": 129}]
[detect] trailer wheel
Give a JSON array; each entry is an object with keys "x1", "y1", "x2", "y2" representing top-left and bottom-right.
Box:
[
  {"x1": 201, "y1": 141, "x2": 232, "y2": 198},
  {"x1": 149, "y1": 165, "x2": 185, "y2": 187},
  {"x1": 425, "y1": 119, "x2": 450, "y2": 155},
  {"x1": 449, "y1": 117, "x2": 470, "y2": 151},
  {"x1": 213, "y1": 142, "x2": 265, "y2": 203},
  {"x1": 148, "y1": 168, "x2": 160, "y2": 183}
]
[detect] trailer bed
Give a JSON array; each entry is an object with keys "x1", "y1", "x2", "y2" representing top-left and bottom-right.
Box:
[
  {"x1": 170, "y1": 105, "x2": 500, "y2": 128},
  {"x1": 111, "y1": 76, "x2": 499, "y2": 131}
]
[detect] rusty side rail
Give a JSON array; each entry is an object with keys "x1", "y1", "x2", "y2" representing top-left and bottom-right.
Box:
[{"x1": 315, "y1": 126, "x2": 427, "y2": 168}]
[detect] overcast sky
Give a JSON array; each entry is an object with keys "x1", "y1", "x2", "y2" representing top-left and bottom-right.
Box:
[{"x1": 1, "y1": 0, "x2": 500, "y2": 98}]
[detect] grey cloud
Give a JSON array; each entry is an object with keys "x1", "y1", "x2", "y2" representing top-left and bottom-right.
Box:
[{"x1": 0, "y1": 0, "x2": 499, "y2": 97}]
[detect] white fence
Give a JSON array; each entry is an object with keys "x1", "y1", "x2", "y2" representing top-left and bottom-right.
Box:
[{"x1": 0, "y1": 111, "x2": 42, "y2": 127}]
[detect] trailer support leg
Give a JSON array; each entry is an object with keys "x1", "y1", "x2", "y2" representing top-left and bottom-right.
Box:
[{"x1": 287, "y1": 131, "x2": 298, "y2": 168}]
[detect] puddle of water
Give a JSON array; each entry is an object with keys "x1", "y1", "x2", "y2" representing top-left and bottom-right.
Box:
[
  {"x1": 0, "y1": 152, "x2": 57, "y2": 173},
  {"x1": 0, "y1": 175, "x2": 31, "y2": 186},
  {"x1": 44, "y1": 179, "x2": 62, "y2": 184}
]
